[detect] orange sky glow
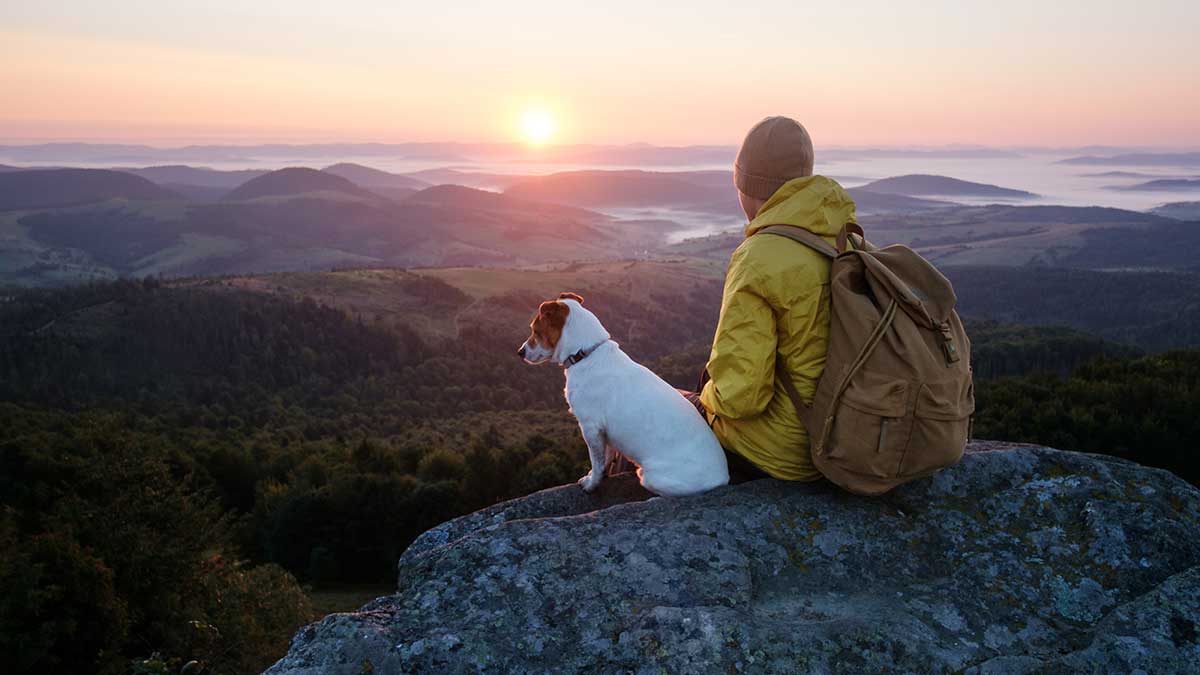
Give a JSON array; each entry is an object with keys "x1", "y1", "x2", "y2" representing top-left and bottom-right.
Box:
[{"x1": 2, "y1": 2, "x2": 1198, "y2": 148}]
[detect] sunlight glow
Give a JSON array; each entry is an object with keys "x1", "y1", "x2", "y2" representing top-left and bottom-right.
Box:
[{"x1": 519, "y1": 109, "x2": 555, "y2": 145}]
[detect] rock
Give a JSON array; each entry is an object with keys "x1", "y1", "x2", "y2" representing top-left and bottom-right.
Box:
[{"x1": 265, "y1": 442, "x2": 1200, "y2": 674}]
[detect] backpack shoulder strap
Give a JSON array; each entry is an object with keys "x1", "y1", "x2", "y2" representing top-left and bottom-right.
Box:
[
  {"x1": 756, "y1": 224, "x2": 837, "y2": 259},
  {"x1": 776, "y1": 354, "x2": 813, "y2": 417}
]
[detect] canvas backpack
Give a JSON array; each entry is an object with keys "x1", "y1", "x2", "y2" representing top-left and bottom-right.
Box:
[{"x1": 758, "y1": 222, "x2": 974, "y2": 496}]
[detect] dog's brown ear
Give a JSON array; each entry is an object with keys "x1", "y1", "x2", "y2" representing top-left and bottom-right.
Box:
[
  {"x1": 539, "y1": 300, "x2": 568, "y2": 317},
  {"x1": 558, "y1": 292, "x2": 584, "y2": 303}
]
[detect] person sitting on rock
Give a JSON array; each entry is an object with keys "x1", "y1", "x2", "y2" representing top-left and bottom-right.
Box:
[{"x1": 681, "y1": 116, "x2": 856, "y2": 483}]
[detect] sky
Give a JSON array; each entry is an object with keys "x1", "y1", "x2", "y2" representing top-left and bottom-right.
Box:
[{"x1": 2, "y1": 1, "x2": 1198, "y2": 147}]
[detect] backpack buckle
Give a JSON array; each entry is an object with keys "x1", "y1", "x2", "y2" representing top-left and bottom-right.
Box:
[{"x1": 937, "y1": 322, "x2": 961, "y2": 366}]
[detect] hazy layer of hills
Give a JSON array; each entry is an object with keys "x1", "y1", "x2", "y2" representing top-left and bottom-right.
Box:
[
  {"x1": 0, "y1": 142, "x2": 1039, "y2": 167},
  {"x1": 1, "y1": 160, "x2": 1198, "y2": 286}
]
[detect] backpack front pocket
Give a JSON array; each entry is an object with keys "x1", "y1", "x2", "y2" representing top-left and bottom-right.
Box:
[{"x1": 827, "y1": 371, "x2": 910, "y2": 478}]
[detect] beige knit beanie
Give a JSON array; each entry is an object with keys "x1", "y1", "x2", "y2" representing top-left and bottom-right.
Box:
[{"x1": 734, "y1": 116, "x2": 815, "y2": 201}]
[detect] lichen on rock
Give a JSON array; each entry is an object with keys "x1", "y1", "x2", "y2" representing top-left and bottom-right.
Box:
[{"x1": 266, "y1": 442, "x2": 1200, "y2": 674}]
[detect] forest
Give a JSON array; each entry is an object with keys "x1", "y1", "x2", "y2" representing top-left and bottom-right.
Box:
[{"x1": 1, "y1": 275, "x2": 1197, "y2": 673}]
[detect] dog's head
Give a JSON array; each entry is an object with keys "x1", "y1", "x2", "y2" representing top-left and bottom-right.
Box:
[{"x1": 518, "y1": 292, "x2": 585, "y2": 364}]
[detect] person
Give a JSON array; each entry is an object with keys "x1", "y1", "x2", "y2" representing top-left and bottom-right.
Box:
[{"x1": 682, "y1": 116, "x2": 856, "y2": 483}]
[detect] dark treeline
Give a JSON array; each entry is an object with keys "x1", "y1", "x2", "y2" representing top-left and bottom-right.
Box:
[
  {"x1": 974, "y1": 351, "x2": 1200, "y2": 485},
  {"x1": 1, "y1": 277, "x2": 1197, "y2": 673}
]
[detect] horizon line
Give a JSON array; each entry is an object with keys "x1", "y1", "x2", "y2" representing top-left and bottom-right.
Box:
[{"x1": 3, "y1": 139, "x2": 1199, "y2": 153}]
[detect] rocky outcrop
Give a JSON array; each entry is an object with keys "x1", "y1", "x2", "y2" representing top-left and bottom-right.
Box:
[{"x1": 266, "y1": 442, "x2": 1200, "y2": 674}]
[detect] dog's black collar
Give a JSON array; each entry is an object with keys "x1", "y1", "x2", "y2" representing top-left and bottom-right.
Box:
[{"x1": 563, "y1": 340, "x2": 608, "y2": 368}]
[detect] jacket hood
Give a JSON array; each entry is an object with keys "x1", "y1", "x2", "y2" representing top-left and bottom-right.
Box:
[{"x1": 744, "y1": 175, "x2": 856, "y2": 238}]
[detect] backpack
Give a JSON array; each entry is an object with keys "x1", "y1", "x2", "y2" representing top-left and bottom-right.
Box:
[{"x1": 757, "y1": 222, "x2": 973, "y2": 495}]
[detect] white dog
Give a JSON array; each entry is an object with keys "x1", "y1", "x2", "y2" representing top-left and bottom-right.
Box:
[{"x1": 518, "y1": 292, "x2": 729, "y2": 497}]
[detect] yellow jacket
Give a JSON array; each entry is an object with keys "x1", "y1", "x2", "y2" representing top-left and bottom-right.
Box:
[{"x1": 700, "y1": 175, "x2": 856, "y2": 480}]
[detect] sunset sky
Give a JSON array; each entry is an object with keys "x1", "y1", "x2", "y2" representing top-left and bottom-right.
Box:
[{"x1": 2, "y1": 1, "x2": 1198, "y2": 147}]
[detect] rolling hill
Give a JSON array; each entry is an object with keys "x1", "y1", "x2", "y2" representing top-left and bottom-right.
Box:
[
  {"x1": 858, "y1": 174, "x2": 1037, "y2": 199},
  {"x1": 0, "y1": 169, "x2": 180, "y2": 211},
  {"x1": 222, "y1": 167, "x2": 383, "y2": 201}
]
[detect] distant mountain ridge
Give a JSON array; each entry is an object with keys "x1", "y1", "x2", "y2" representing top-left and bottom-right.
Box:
[
  {"x1": 0, "y1": 141, "x2": 739, "y2": 167},
  {"x1": 0, "y1": 169, "x2": 179, "y2": 211},
  {"x1": 859, "y1": 174, "x2": 1037, "y2": 199},
  {"x1": 1151, "y1": 201, "x2": 1200, "y2": 220},
  {"x1": 1111, "y1": 178, "x2": 1200, "y2": 192},
  {"x1": 1060, "y1": 152, "x2": 1200, "y2": 167}
]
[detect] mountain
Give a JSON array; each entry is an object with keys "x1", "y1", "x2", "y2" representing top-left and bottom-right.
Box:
[
  {"x1": 1151, "y1": 201, "x2": 1200, "y2": 220},
  {"x1": 266, "y1": 446, "x2": 1200, "y2": 674},
  {"x1": 0, "y1": 169, "x2": 179, "y2": 211},
  {"x1": 0, "y1": 164, "x2": 24, "y2": 172},
  {"x1": 1060, "y1": 152, "x2": 1200, "y2": 167},
  {"x1": 859, "y1": 174, "x2": 1037, "y2": 199},
  {"x1": 222, "y1": 167, "x2": 380, "y2": 201},
  {"x1": 321, "y1": 163, "x2": 430, "y2": 190},
  {"x1": 1111, "y1": 178, "x2": 1200, "y2": 192}
]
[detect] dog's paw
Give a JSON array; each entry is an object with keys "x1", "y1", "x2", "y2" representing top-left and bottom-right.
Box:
[{"x1": 577, "y1": 472, "x2": 602, "y2": 493}]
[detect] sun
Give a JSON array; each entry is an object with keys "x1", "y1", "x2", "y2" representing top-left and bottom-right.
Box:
[{"x1": 519, "y1": 108, "x2": 556, "y2": 145}]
